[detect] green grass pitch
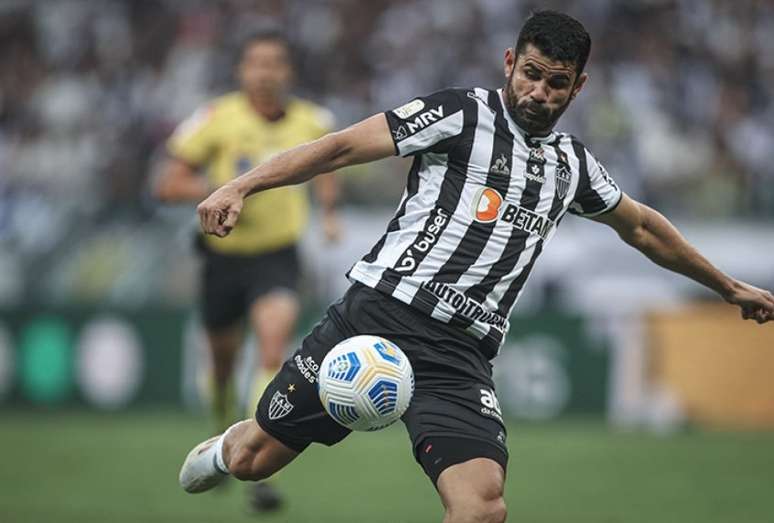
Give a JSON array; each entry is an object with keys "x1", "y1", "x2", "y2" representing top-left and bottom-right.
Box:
[{"x1": 1, "y1": 412, "x2": 773, "y2": 522}]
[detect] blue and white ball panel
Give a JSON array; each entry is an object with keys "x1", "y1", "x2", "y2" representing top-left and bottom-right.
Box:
[
  {"x1": 367, "y1": 379, "x2": 399, "y2": 416},
  {"x1": 318, "y1": 335, "x2": 414, "y2": 432},
  {"x1": 327, "y1": 351, "x2": 361, "y2": 382},
  {"x1": 327, "y1": 402, "x2": 359, "y2": 426},
  {"x1": 373, "y1": 340, "x2": 402, "y2": 366}
]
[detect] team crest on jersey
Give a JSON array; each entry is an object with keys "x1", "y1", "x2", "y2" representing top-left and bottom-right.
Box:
[
  {"x1": 268, "y1": 391, "x2": 294, "y2": 420},
  {"x1": 473, "y1": 187, "x2": 504, "y2": 223},
  {"x1": 555, "y1": 162, "x2": 572, "y2": 199},
  {"x1": 489, "y1": 153, "x2": 510, "y2": 176}
]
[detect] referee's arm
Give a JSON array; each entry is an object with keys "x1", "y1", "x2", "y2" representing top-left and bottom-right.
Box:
[
  {"x1": 592, "y1": 193, "x2": 774, "y2": 324},
  {"x1": 197, "y1": 114, "x2": 395, "y2": 237}
]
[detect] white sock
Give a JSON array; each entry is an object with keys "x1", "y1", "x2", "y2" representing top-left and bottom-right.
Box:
[{"x1": 213, "y1": 422, "x2": 239, "y2": 474}]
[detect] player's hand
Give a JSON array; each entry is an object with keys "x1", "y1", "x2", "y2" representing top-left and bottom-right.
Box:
[
  {"x1": 197, "y1": 183, "x2": 244, "y2": 237},
  {"x1": 322, "y1": 210, "x2": 342, "y2": 244},
  {"x1": 724, "y1": 280, "x2": 774, "y2": 324}
]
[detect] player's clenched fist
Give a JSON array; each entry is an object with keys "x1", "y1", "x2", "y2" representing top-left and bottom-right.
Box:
[
  {"x1": 724, "y1": 280, "x2": 774, "y2": 324},
  {"x1": 197, "y1": 183, "x2": 244, "y2": 237}
]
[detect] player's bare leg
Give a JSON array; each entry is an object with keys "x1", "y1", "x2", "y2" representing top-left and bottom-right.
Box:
[
  {"x1": 437, "y1": 458, "x2": 507, "y2": 523},
  {"x1": 179, "y1": 419, "x2": 299, "y2": 494},
  {"x1": 206, "y1": 325, "x2": 242, "y2": 433},
  {"x1": 245, "y1": 291, "x2": 300, "y2": 511},
  {"x1": 246, "y1": 290, "x2": 299, "y2": 415}
]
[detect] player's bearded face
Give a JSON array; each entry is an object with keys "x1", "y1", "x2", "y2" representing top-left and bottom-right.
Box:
[{"x1": 503, "y1": 46, "x2": 582, "y2": 136}]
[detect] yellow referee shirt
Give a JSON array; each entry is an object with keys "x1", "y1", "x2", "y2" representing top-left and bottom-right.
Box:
[{"x1": 168, "y1": 92, "x2": 334, "y2": 255}]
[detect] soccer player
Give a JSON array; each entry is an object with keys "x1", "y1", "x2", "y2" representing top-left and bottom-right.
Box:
[
  {"x1": 156, "y1": 30, "x2": 338, "y2": 511},
  {"x1": 180, "y1": 11, "x2": 774, "y2": 523}
]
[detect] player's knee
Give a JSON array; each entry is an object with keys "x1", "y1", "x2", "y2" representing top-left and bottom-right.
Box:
[
  {"x1": 446, "y1": 495, "x2": 506, "y2": 523},
  {"x1": 444, "y1": 473, "x2": 506, "y2": 523},
  {"x1": 485, "y1": 496, "x2": 507, "y2": 523}
]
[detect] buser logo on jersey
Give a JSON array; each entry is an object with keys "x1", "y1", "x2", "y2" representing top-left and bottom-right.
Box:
[{"x1": 395, "y1": 206, "x2": 450, "y2": 272}]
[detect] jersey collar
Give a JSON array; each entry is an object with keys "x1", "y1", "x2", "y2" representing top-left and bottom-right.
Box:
[{"x1": 497, "y1": 88, "x2": 557, "y2": 144}]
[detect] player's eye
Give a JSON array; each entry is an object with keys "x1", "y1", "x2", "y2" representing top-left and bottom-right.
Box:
[
  {"x1": 524, "y1": 68, "x2": 542, "y2": 81},
  {"x1": 548, "y1": 78, "x2": 570, "y2": 89}
]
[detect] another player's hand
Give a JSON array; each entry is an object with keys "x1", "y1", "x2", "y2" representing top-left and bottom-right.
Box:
[
  {"x1": 724, "y1": 280, "x2": 774, "y2": 324},
  {"x1": 197, "y1": 183, "x2": 244, "y2": 237}
]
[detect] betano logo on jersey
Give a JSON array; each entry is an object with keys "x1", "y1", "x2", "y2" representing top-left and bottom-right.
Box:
[
  {"x1": 472, "y1": 187, "x2": 555, "y2": 240},
  {"x1": 473, "y1": 187, "x2": 503, "y2": 223}
]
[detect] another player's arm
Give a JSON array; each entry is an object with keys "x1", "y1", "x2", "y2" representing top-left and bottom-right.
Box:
[
  {"x1": 592, "y1": 194, "x2": 774, "y2": 323},
  {"x1": 312, "y1": 172, "x2": 341, "y2": 242},
  {"x1": 198, "y1": 114, "x2": 394, "y2": 237},
  {"x1": 154, "y1": 157, "x2": 210, "y2": 202}
]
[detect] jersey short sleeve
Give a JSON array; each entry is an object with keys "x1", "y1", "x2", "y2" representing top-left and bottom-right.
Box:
[
  {"x1": 569, "y1": 146, "x2": 622, "y2": 217},
  {"x1": 385, "y1": 89, "x2": 466, "y2": 157},
  {"x1": 167, "y1": 104, "x2": 218, "y2": 167}
]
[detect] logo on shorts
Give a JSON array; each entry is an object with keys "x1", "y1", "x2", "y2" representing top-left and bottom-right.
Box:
[
  {"x1": 473, "y1": 187, "x2": 504, "y2": 223},
  {"x1": 479, "y1": 388, "x2": 503, "y2": 423},
  {"x1": 268, "y1": 391, "x2": 294, "y2": 420},
  {"x1": 295, "y1": 354, "x2": 320, "y2": 383}
]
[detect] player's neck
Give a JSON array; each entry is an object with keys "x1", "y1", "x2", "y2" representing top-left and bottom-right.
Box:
[{"x1": 245, "y1": 92, "x2": 287, "y2": 122}]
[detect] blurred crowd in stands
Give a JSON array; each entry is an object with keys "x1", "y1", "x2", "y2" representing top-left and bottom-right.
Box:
[{"x1": 1, "y1": 0, "x2": 772, "y2": 306}]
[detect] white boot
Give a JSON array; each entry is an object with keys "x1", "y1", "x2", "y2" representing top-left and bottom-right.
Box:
[{"x1": 179, "y1": 434, "x2": 229, "y2": 493}]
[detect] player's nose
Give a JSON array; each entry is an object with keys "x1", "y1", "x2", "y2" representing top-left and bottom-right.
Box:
[{"x1": 530, "y1": 81, "x2": 549, "y2": 103}]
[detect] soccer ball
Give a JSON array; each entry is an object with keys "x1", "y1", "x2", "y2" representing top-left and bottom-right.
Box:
[{"x1": 318, "y1": 335, "x2": 414, "y2": 432}]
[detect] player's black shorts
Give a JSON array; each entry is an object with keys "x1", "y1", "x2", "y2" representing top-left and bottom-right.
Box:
[
  {"x1": 256, "y1": 282, "x2": 508, "y2": 484},
  {"x1": 198, "y1": 240, "x2": 300, "y2": 330}
]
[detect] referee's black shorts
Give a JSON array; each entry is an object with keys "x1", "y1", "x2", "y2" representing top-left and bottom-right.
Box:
[
  {"x1": 198, "y1": 241, "x2": 300, "y2": 330},
  {"x1": 255, "y1": 282, "x2": 508, "y2": 485}
]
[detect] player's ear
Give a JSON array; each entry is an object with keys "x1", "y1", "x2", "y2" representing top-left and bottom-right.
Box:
[
  {"x1": 504, "y1": 48, "x2": 516, "y2": 78},
  {"x1": 570, "y1": 72, "x2": 588, "y2": 100}
]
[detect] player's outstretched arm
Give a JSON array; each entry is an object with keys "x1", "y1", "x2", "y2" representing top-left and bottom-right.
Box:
[
  {"x1": 197, "y1": 114, "x2": 395, "y2": 238},
  {"x1": 592, "y1": 193, "x2": 774, "y2": 324}
]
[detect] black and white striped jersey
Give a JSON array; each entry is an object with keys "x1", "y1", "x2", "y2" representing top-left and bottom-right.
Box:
[{"x1": 347, "y1": 87, "x2": 621, "y2": 358}]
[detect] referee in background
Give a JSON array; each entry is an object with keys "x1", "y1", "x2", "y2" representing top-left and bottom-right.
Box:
[{"x1": 156, "y1": 29, "x2": 339, "y2": 512}]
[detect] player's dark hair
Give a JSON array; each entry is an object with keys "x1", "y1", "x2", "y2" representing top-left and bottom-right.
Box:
[
  {"x1": 516, "y1": 10, "x2": 591, "y2": 75},
  {"x1": 238, "y1": 27, "x2": 292, "y2": 62}
]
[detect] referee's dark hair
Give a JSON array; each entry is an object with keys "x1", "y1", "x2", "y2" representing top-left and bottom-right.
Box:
[
  {"x1": 516, "y1": 10, "x2": 591, "y2": 75},
  {"x1": 237, "y1": 26, "x2": 292, "y2": 61}
]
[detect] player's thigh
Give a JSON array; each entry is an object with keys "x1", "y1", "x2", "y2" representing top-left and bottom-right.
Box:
[
  {"x1": 254, "y1": 305, "x2": 355, "y2": 452},
  {"x1": 249, "y1": 290, "x2": 300, "y2": 350},
  {"x1": 403, "y1": 381, "x2": 508, "y2": 487},
  {"x1": 246, "y1": 246, "x2": 302, "y2": 353}
]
